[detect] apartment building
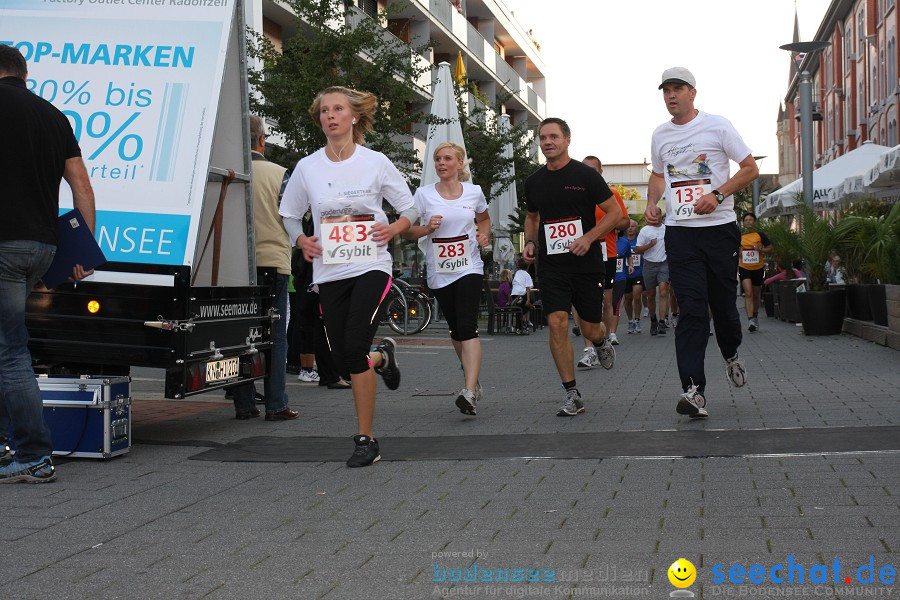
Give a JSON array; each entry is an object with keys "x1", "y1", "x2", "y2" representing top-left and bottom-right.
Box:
[
  {"x1": 777, "y1": 0, "x2": 899, "y2": 184},
  {"x1": 245, "y1": 0, "x2": 549, "y2": 160}
]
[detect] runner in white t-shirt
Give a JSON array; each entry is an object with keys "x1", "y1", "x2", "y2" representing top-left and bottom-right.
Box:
[
  {"x1": 404, "y1": 142, "x2": 490, "y2": 416},
  {"x1": 280, "y1": 86, "x2": 419, "y2": 468},
  {"x1": 646, "y1": 67, "x2": 758, "y2": 419}
]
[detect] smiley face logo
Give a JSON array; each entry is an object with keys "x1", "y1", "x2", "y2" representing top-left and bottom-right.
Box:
[{"x1": 668, "y1": 558, "x2": 697, "y2": 588}]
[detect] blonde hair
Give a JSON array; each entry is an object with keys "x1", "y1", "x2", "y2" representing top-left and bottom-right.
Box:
[
  {"x1": 433, "y1": 142, "x2": 471, "y2": 182},
  {"x1": 308, "y1": 86, "x2": 377, "y2": 145},
  {"x1": 499, "y1": 269, "x2": 513, "y2": 284}
]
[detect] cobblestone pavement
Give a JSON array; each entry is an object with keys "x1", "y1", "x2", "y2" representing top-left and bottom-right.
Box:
[{"x1": 3, "y1": 310, "x2": 898, "y2": 599}]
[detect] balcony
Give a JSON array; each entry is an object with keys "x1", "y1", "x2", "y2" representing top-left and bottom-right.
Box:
[{"x1": 345, "y1": 6, "x2": 431, "y2": 94}]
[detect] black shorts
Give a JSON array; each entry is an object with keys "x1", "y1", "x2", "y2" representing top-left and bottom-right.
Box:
[
  {"x1": 604, "y1": 258, "x2": 617, "y2": 289},
  {"x1": 538, "y1": 269, "x2": 604, "y2": 323},
  {"x1": 739, "y1": 267, "x2": 764, "y2": 286},
  {"x1": 626, "y1": 276, "x2": 644, "y2": 293}
]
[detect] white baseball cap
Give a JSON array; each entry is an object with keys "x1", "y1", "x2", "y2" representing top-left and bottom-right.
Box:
[{"x1": 659, "y1": 67, "x2": 696, "y2": 89}]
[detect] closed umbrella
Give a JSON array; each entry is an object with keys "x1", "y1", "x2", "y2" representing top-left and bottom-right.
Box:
[{"x1": 489, "y1": 114, "x2": 518, "y2": 273}]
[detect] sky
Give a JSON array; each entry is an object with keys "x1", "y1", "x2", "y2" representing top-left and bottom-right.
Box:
[{"x1": 506, "y1": 0, "x2": 830, "y2": 175}]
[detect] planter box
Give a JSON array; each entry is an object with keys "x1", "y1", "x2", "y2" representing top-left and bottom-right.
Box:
[
  {"x1": 868, "y1": 284, "x2": 888, "y2": 326},
  {"x1": 886, "y1": 284, "x2": 900, "y2": 334},
  {"x1": 846, "y1": 284, "x2": 872, "y2": 320},
  {"x1": 774, "y1": 279, "x2": 805, "y2": 323},
  {"x1": 798, "y1": 288, "x2": 846, "y2": 336}
]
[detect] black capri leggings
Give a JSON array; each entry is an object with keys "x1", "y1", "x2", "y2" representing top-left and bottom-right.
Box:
[
  {"x1": 432, "y1": 273, "x2": 483, "y2": 342},
  {"x1": 318, "y1": 271, "x2": 392, "y2": 376}
]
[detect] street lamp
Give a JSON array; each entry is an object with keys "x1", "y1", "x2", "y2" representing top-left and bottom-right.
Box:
[
  {"x1": 751, "y1": 155, "x2": 766, "y2": 214},
  {"x1": 780, "y1": 41, "x2": 831, "y2": 210}
]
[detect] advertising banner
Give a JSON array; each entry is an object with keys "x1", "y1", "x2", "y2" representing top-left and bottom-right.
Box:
[{"x1": 1, "y1": 0, "x2": 236, "y2": 266}]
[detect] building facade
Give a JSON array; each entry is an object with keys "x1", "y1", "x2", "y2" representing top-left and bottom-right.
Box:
[
  {"x1": 778, "y1": 0, "x2": 898, "y2": 185},
  {"x1": 245, "y1": 0, "x2": 548, "y2": 161}
]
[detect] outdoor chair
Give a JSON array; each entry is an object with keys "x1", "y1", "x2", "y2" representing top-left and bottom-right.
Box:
[{"x1": 482, "y1": 279, "x2": 523, "y2": 335}]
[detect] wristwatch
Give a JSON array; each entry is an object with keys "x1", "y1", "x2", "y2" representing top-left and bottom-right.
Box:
[{"x1": 712, "y1": 190, "x2": 725, "y2": 204}]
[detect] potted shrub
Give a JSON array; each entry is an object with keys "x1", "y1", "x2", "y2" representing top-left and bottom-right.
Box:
[
  {"x1": 763, "y1": 217, "x2": 803, "y2": 322},
  {"x1": 794, "y1": 205, "x2": 846, "y2": 335},
  {"x1": 835, "y1": 213, "x2": 875, "y2": 320}
]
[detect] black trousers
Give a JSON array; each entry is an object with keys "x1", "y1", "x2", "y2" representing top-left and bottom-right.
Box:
[
  {"x1": 432, "y1": 273, "x2": 482, "y2": 342},
  {"x1": 665, "y1": 223, "x2": 742, "y2": 393}
]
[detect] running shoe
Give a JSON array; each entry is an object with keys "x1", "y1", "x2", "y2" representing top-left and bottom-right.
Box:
[
  {"x1": 556, "y1": 388, "x2": 584, "y2": 416},
  {"x1": 676, "y1": 385, "x2": 708, "y2": 419},
  {"x1": 634, "y1": 320, "x2": 642, "y2": 334},
  {"x1": 374, "y1": 337, "x2": 401, "y2": 390},
  {"x1": 650, "y1": 320, "x2": 659, "y2": 336},
  {"x1": 577, "y1": 347, "x2": 598, "y2": 369},
  {"x1": 657, "y1": 321, "x2": 668, "y2": 336},
  {"x1": 642, "y1": 307, "x2": 649, "y2": 318},
  {"x1": 572, "y1": 325, "x2": 581, "y2": 337},
  {"x1": 608, "y1": 332, "x2": 619, "y2": 346},
  {"x1": 0, "y1": 456, "x2": 57, "y2": 484},
  {"x1": 748, "y1": 317, "x2": 758, "y2": 332},
  {"x1": 597, "y1": 339, "x2": 616, "y2": 370},
  {"x1": 455, "y1": 388, "x2": 477, "y2": 415},
  {"x1": 627, "y1": 320, "x2": 636, "y2": 334},
  {"x1": 475, "y1": 381, "x2": 484, "y2": 404},
  {"x1": 0, "y1": 441, "x2": 10, "y2": 464},
  {"x1": 297, "y1": 368, "x2": 320, "y2": 383},
  {"x1": 725, "y1": 354, "x2": 747, "y2": 387},
  {"x1": 668, "y1": 315, "x2": 678, "y2": 329},
  {"x1": 346, "y1": 435, "x2": 381, "y2": 468}
]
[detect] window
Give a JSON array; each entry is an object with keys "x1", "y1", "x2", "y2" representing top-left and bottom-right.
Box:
[
  {"x1": 880, "y1": 48, "x2": 886, "y2": 100},
  {"x1": 890, "y1": 35, "x2": 897, "y2": 95},
  {"x1": 845, "y1": 25, "x2": 853, "y2": 71},
  {"x1": 358, "y1": 0, "x2": 377, "y2": 18}
]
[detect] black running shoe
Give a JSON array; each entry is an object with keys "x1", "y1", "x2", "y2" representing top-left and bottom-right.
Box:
[
  {"x1": 375, "y1": 337, "x2": 400, "y2": 390},
  {"x1": 347, "y1": 435, "x2": 381, "y2": 468}
]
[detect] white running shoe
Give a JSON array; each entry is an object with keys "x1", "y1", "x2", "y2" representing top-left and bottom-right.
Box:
[
  {"x1": 556, "y1": 388, "x2": 585, "y2": 416},
  {"x1": 627, "y1": 320, "x2": 636, "y2": 334},
  {"x1": 297, "y1": 368, "x2": 320, "y2": 383},
  {"x1": 676, "y1": 385, "x2": 708, "y2": 419},
  {"x1": 642, "y1": 307, "x2": 649, "y2": 318},
  {"x1": 725, "y1": 354, "x2": 747, "y2": 387},
  {"x1": 597, "y1": 339, "x2": 616, "y2": 370},
  {"x1": 634, "y1": 320, "x2": 642, "y2": 334},
  {"x1": 577, "y1": 347, "x2": 598, "y2": 369},
  {"x1": 608, "y1": 332, "x2": 619, "y2": 345}
]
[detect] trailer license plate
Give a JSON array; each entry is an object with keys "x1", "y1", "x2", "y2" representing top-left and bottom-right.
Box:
[{"x1": 206, "y1": 357, "x2": 239, "y2": 382}]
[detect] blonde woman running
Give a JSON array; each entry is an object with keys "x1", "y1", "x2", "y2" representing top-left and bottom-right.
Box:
[
  {"x1": 404, "y1": 143, "x2": 490, "y2": 415},
  {"x1": 280, "y1": 86, "x2": 418, "y2": 467}
]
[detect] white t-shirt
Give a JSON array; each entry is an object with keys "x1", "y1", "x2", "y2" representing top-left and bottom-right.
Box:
[
  {"x1": 511, "y1": 269, "x2": 533, "y2": 296},
  {"x1": 636, "y1": 224, "x2": 667, "y2": 263},
  {"x1": 413, "y1": 182, "x2": 488, "y2": 289},
  {"x1": 650, "y1": 111, "x2": 752, "y2": 228},
  {"x1": 279, "y1": 146, "x2": 414, "y2": 285}
]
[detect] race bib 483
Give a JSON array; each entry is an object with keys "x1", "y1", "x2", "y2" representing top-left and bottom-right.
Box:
[{"x1": 321, "y1": 214, "x2": 377, "y2": 264}]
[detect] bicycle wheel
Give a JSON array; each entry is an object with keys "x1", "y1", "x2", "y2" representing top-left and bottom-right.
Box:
[
  {"x1": 387, "y1": 293, "x2": 430, "y2": 335},
  {"x1": 408, "y1": 291, "x2": 433, "y2": 334}
]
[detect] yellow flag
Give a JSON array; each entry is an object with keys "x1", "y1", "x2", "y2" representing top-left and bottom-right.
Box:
[{"x1": 454, "y1": 51, "x2": 466, "y2": 86}]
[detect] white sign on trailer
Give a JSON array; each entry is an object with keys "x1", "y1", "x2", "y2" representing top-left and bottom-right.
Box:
[{"x1": 1, "y1": 0, "x2": 235, "y2": 267}]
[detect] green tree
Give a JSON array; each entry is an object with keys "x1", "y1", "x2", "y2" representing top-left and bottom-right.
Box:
[
  {"x1": 247, "y1": 0, "x2": 434, "y2": 181},
  {"x1": 456, "y1": 87, "x2": 540, "y2": 207}
]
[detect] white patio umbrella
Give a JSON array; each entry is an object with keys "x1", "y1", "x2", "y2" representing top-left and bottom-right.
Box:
[
  {"x1": 824, "y1": 173, "x2": 867, "y2": 209},
  {"x1": 421, "y1": 61, "x2": 466, "y2": 188},
  {"x1": 758, "y1": 142, "x2": 889, "y2": 217},
  {"x1": 863, "y1": 144, "x2": 900, "y2": 188},
  {"x1": 418, "y1": 62, "x2": 467, "y2": 258},
  {"x1": 489, "y1": 113, "x2": 518, "y2": 272}
]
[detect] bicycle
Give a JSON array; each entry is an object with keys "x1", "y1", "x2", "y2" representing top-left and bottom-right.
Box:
[{"x1": 383, "y1": 279, "x2": 433, "y2": 335}]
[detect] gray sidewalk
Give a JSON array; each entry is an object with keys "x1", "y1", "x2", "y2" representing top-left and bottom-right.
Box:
[{"x1": 3, "y1": 310, "x2": 898, "y2": 599}]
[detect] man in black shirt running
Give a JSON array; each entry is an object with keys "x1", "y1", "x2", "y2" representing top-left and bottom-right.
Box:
[{"x1": 523, "y1": 118, "x2": 623, "y2": 417}]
